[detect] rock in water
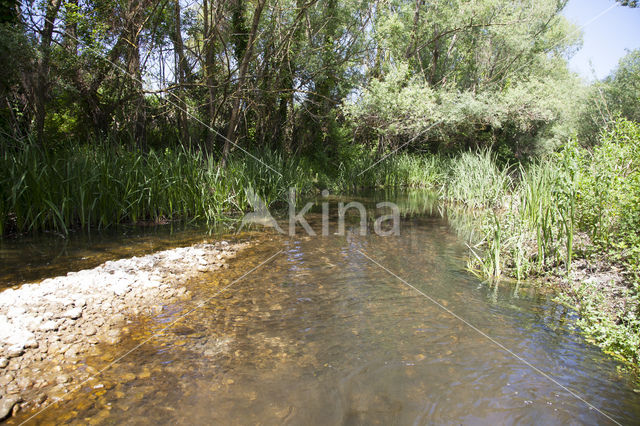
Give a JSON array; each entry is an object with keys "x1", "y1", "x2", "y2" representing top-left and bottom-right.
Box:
[{"x1": 0, "y1": 396, "x2": 21, "y2": 420}]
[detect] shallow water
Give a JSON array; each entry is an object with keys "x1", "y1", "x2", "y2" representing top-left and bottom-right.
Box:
[
  {"x1": 7, "y1": 191, "x2": 640, "y2": 425},
  {"x1": 0, "y1": 224, "x2": 229, "y2": 288}
]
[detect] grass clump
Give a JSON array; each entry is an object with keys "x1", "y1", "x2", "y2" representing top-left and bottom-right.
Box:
[{"x1": 444, "y1": 149, "x2": 512, "y2": 209}]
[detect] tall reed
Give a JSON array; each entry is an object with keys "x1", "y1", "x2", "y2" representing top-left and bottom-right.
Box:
[{"x1": 444, "y1": 149, "x2": 512, "y2": 209}]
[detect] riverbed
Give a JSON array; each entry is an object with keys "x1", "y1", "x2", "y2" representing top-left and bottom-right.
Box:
[{"x1": 3, "y1": 191, "x2": 640, "y2": 424}]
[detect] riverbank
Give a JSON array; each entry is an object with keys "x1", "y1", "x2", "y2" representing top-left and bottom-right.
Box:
[
  {"x1": 435, "y1": 119, "x2": 640, "y2": 366},
  {"x1": 545, "y1": 240, "x2": 639, "y2": 368},
  {"x1": 0, "y1": 239, "x2": 249, "y2": 420}
]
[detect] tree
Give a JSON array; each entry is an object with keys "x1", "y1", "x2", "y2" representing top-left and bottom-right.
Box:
[
  {"x1": 343, "y1": 0, "x2": 581, "y2": 157},
  {"x1": 605, "y1": 49, "x2": 640, "y2": 123}
]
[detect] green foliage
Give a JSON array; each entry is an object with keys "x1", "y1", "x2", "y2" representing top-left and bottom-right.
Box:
[
  {"x1": 578, "y1": 118, "x2": 640, "y2": 274},
  {"x1": 569, "y1": 280, "x2": 640, "y2": 364},
  {"x1": 444, "y1": 149, "x2": 511, "y2": 208},
  {"x1": 343, "y1": 63, "x2": 582, "y2": 156},
  {"x1": 604, "y1": 50, "x2": 640, "y2": 124},
  {"x1": 0, "y1": 139, "x2": 321, "y2": 235},
  {"x1": 575, "y1": 49, "x2": 640, "y2": 146},
  {"x1": 347, "y1": 151, "x2": 447, "y2": 190},
  {"x1": 445, "y1": 118, "x2": 640, "y2": 363}
]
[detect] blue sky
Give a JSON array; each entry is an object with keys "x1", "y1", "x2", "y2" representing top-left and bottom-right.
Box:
[{"x1": 563, "y1": 0, "x2": 640, "y2": 80}]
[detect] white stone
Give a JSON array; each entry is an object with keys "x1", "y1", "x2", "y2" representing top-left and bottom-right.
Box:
[
  {"x1": 0, "y1": 315, "x2": 35, "y2": 347},
  {"x1": 6, "y1": 306, "x2": 26, "y2": 319},
  {"x1": 39, "y1": 320, "x2": 58, "y2": 331},
  {"x1": 62, "y1": 307, "x2": 82, "y2": 320}
]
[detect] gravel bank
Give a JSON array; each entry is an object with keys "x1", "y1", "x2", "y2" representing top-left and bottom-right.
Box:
[{"x1": 0, "y1": 240, "x2": 249, "y2": 420}]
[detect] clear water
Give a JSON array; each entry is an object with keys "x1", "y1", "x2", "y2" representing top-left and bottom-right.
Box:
[
  {"x1": 7, "y1": 191, "x2": 640, "y2": 425},
  {"x1": 0, "y1": 223, "x2": 231, "y2": 288}
]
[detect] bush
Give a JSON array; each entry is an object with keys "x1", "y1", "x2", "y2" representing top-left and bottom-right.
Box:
[{"x1": 578, "y1": 118, "x2": 640, "y2": 273}]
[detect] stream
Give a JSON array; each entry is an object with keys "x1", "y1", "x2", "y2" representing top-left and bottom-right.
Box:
[{"x1": 4, "y1": 190, "x2": 640, "y2": 425}]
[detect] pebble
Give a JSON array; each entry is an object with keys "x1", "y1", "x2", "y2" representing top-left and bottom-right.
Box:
[
  {"x1": 0, "y1": 374, "x2": 14, "y2": 386},
  {"x1": 121, "y1": 372, "x2": 136, "y2": 382},
  {"x1": 109, "y1": 314, "x2": 125, "y2": 325},
  {"x1": 0, "y1": 396, "x2": 20, "y2": 420},
  {"x1": 83, "y1": 325, "x2": 98, "y2": 336},
  {"x1": 39, "y1": 320, "x2": 58, "y2": 332},
  {"x1": 24, "y1": 339, "x2": 39, "y2": 349},
  {"x1": 56, "y1": 374, "x2": 71, "y2": 385},
  {"x1": 16, "y1": 376, "x2": 33, "y2": 390},
  {"x1": 6, "y1": 346, "x2": 24, "y2": 358},
  {"x1": 64, "y1": 346, "x2": 79, "y2": 358},
  {"x1": 62, "y1": 334, "x2": 77, "y2": 344},
  {"x1": 101, "y1": 330, "x2": 122, "y2": 345},
  {"x1": 0, "y1": 240, "x2": 248, "y2": 419},
  {"x1": 62, "y1": 307, "x2": 83, "y2": 320}
]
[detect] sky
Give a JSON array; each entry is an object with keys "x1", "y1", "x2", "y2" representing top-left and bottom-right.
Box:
[{"x1": 562, "y1": 0, "x2": 640, "y2": 80}]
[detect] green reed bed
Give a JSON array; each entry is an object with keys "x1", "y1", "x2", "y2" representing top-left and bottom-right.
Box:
[
  {"x1": 0, "y1": 139, "x2": 449, "y2": 236},
  {"x1": 346, "y1": 152, "x2": 447, "y2": 190},
  {"x1": 0, "y1": 141, "x2": 317, "y2": 236}
]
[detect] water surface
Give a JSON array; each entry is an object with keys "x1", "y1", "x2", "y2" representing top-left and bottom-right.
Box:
[{"x1": 7, "y1": 191, "x2": 640, "y2": 425}]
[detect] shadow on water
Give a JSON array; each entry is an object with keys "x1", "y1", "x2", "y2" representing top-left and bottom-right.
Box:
[{"x1": 5, "y1": 189, "x2": 640, "y2": 425}]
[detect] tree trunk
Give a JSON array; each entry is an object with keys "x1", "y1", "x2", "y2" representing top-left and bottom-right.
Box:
[
  {"x1": 171, "y1": 0, "x2": 190, "y2": 146},
  {"x1": 202, "y1": 0, "x2": 219, "y2": 149},
  {"x1": 220, "y1": 0, "x2": 267, "y2": 167},
  {"x1": 34, "y1": 0, "x2": 63, "y2": 145},
  {"x1": 124, "y1": 0, "x2": 146, "y2": 149}
]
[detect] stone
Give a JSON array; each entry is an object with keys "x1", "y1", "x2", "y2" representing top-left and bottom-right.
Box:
[
  {"x1": 24, "y1": 339, "x2": 39, "y2": 349},
  {"x1": 47, "y1": 341, "x2": 69, "y2": 355},
  {"x1": 6, "y1": 345, "x2": 24, "y2": 358},
  {"x1": 121, "y1": 372, "x2": 136, "y2": 382},
  {"x1": 110, "y1": 313, "x2": 125, "y2": 325},
  {"x1": 0, "y1": 358, "x2": 7, "y2": 368},
  {"x1": 64, "y1": 346, "x2": 79, "y2": 358},
  {"x1": 0, "y1": 317, "x2": 35, "y2": 349},
  {"x1": 62, "y1": 307, "x2": 83, "y2": 320},
  {"x1": 6, "y1": 307, "x2": 26, "y2": 319},
  {"x1": 47, "y1": 384, "x2": 69, "y2": 401},
  {"x1": 16, "y1": 376, "x2": 33, "y2": 389},
  {"x1": 83, "y1": 325, "x2": 97, "y2": 336},
  {"x1": 101, "y1": 330, "x2": 121, "y2": 345},
  {"x1": 39, "y1": 320, "x2": 58, "y2": 332},
  {"x1": 0, "y1": 374, "x2": 14, "y2": 386},
  {"x1": 56, "y1": 374, "x2": 71, "y2": 384},
  {"x1": 0, "y1": 396, "x2": 20, "y2": 420}
]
